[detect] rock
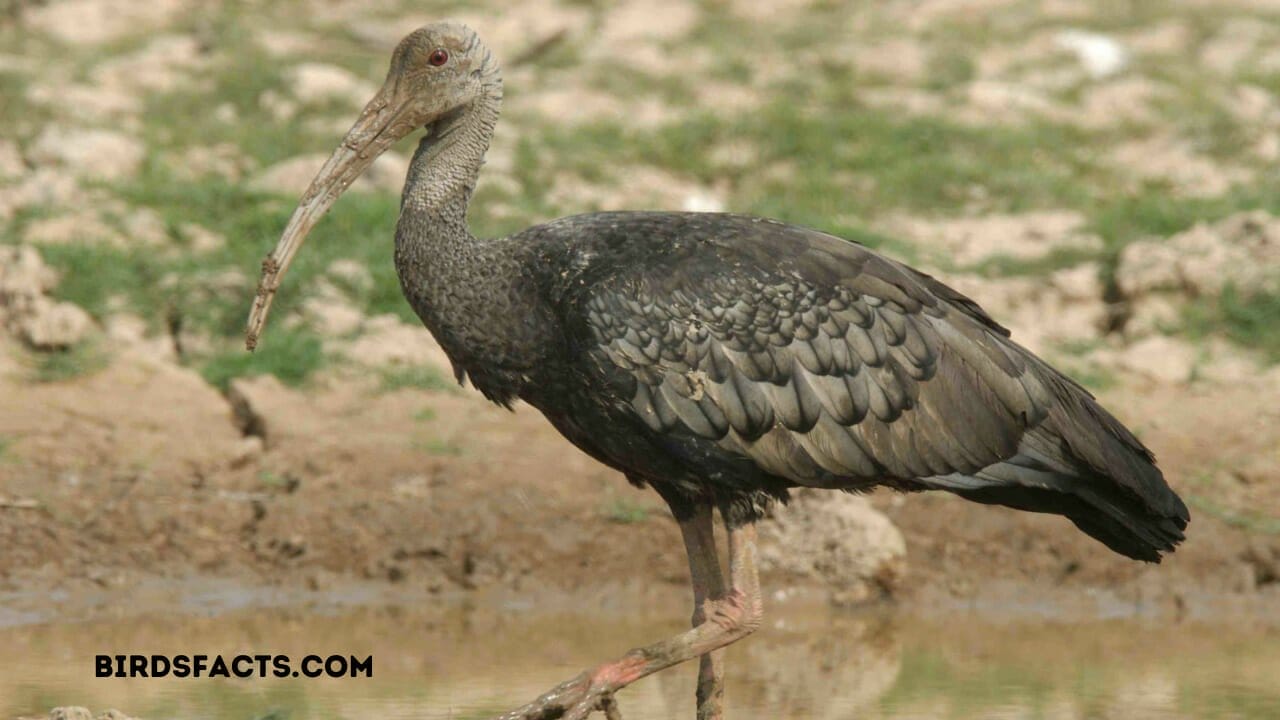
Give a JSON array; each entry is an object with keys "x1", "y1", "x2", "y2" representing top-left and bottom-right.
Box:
[
  {"x1": 258, "y1": 89, "x2": 298, "y2": 122},
  {"x1": 250, "y1": 152, "x2": 408, "y2": 196},
  {"x1": 95, "y1": 711, "x2": 140, "y2": 720},
  {"x1": 1117, "y1": 211, "x2": 1280, "y2": 339},
  {"x1": 226, "y1": 374, "x2": 294, "y2": 444},
  {"x1": 1074, "y1": 77, "x2": 1165, "y2": 129},
  {"x1": 104, "y1": 313, "x2": 148, "y2": 345},
  {"x1": 0, "y1": 245, "x2": 74, "y2": 345},
  {"x1": 255, "y1": 28, "x2": 321, "y2": 57},
  {"x1": 758, "y1": 491, "x2": 906, "y2": 606},
  {"x1": 301, "y1": 285, "x2": 364, "y2": 336},
  {"x1": 327, "y1": 259, "x2": 373, "y2": 294},
  {"x1": 23, "y1": 212, "x2": 122, "y2": 246},
  {"x1": 0, "y1": 139, "x2": 24, "y2": 179},
  {"x1": 180, "y1": 223, "x2": 225, "y2": 253},
  {"x1": 287, "y1": 62, "x2": 376, "y2": 107},
  {"x1": 25, "y1": 79, "x2": 141, "y2": 122},
  {"x1": 680, "y1": 190, "x2": 725, "y2": 213},
  {"x1": 1054, "y1": 30, "x2": 1129, "y2": 78},
  {"x1": 104, "y1": 313, "x2": 176, "y2": 361},
  {"x1": 1199, "y1": 18, "x2": 1271, "y2": 75},
  {"x1": 344, "y1": 314, "x2": 452, "y2": 370},
  {"x1": 122, "y1": 208, "x2": 169, "y2": 247},
  {"x1": 230, "y1": 435, "x2": 265, "y2": 469},
  {"x1": 1124, "y1": 294, "x2": 1182, "y2": 337},
  {"x1": 1109, "y1": 135, "x2": 1249, "y2": 197},
  {"x1": 964, "y1": 81, "x2": 1058, "y2": 122},
  {"x1": 49, "y1": 709, "x2": 93, "y2": 720},
  {"x1": 1110, "y1": 335, "x2": 1196, "y2": 384},
  {"x1": 28, "y1": 126, "x2": 144, "y2": 182},
  {"x1": 599, "y1": 0, "x2": 697, "y2": 45},
  {"x1": 849, "y1": 38, "x2": 929, "y2": 83},
  {"x1": 882, "y1": 210, "x2": 1098, "y2": 266},
  {"x1": 18, "y1": 298, "x2": 95, "y2": 349},
  {"x1": 943, "y1": 266, "x2": 1107, "y2": 354},
  {"x1": 165, "y1": 143, "x2": 254, "y2": 183},
  {"x1": 91, "y1": 35, "x2": 207, "y2": 93},
  {"x1": 22, "y1": 0, "x2": 187, "y2": 45},
  {"x1": 1050, "y1": 263, "x2": 1103, "y2": 302},
  {"x1": 0, "y1": 245, "x2": 60, "y2": 310}
]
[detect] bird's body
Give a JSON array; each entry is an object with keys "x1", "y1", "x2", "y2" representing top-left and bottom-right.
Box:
[
  {"x1": 396, "y1": 202, "x2": 1186, "y2": 560},
  {"x1": 246, "y1": 22, "x2": 1188, "y2": 719}
]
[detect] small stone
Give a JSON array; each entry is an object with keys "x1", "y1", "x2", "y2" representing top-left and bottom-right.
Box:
[
  {"x1": 122, "y1": 208, "x2": 169, "y2": 246},
  {"x1": 230, "y1": 436, "x2": 265, "y2": 469},
  {"x1": 23, "y1": 0, "x2": 187, "y2": 45},
  {"x1": 28, "y1": 126, "x2": 144, "y2": 182},
  {"x1": 0, "y1": 245, "x2": 60, "y2": 305},
  {"x1": 301, "y1": 292, "x2": 364, "y2": 336},
  {"x1": 1113, "y1": 335, "x2": 1196, "y2": 384},
  {"x1": 287, "y1": 62, "x2": 376, "y2": 107},
  {"x1": 327, "y1": 259, "x2": 373, "y2": 294},
  {"x1": 23, "y1": 212, "x2": 122, "y2": 246},
  {"x1": 104, "y1": 314, "x2": 149, "y2": 345},
  {"x1": 1054, "y1": 30, "x2": 1129, "y2": 78},
  {"x1": 0, "y1": 139, "x2": 25, "y2": 179},
  {"x1": 18, "y1": 299, "x2": 95, "y2": 349},
  {"x1": 96, "y1": 710, "x2": 141, "y2": 720},
  {"x1": 180, "y1": 223, "x2": 225, "y2": 253},
  {"x1": 758, "y1": 491, "x2": 906, "y2": 606},
  {"x1": 345, "y1": 314, "x2": 453, "y2": 370}
]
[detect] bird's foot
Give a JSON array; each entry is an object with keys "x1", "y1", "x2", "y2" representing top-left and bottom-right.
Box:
[{"x1": 489, "y1": 655, "x2": 643, "y2": 720}]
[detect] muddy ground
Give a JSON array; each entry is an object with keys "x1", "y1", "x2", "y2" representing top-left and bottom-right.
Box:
[
  {"x1": 3, "y1": 0, "x2": 1280, "y2": 628},
  {"x1": 1, "y1": 341, "x2": 1278, "y2": 624}
]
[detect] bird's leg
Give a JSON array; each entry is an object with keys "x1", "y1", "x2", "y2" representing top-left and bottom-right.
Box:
[
  {"x1": 678, "y1": 504, "x2": 728, "y2": 720},
  {"x1": 488, "y1": 518, "x2": 762, "y2": 720}
]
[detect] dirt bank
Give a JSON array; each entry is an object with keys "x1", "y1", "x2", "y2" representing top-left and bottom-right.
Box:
[{"x1": 1, "y1": 337, "x2": 1278, "y2": 626}]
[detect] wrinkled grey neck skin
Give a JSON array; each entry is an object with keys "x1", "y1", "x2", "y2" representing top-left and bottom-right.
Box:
[{"x1": 394, "y1": 74, "x2": 552, "y2": 403}]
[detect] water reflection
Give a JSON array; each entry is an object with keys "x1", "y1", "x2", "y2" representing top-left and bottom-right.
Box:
[{"x1": 2, "y1": 601, "x2": 1279, "y2": 719}]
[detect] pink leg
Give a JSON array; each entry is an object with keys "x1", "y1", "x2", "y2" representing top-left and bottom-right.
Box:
[{"x1": 488, "y1": 515, "x2": 762, "y2": 720}]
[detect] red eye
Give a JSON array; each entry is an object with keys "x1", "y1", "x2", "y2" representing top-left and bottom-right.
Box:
[{"x1": 428, "y1": 48, "x2": 449, "y2": 66}]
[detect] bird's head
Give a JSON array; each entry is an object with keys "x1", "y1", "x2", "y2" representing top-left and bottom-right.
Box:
[{"x1": 246, "y1": 22, "x2": 499, "y2": 349}]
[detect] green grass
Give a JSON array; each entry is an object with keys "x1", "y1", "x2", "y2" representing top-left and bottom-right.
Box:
[
  {"x1": 603, "y1": 496, "x2": 653, "y2": 524},
  {"x1": 412, "y1": 406, "x2": 437, "y2": 422},
  {"x1": 201, "y1": 328, "x2": 325, "y2": 390},
  {"x1": 29, "y1": 340, "x2": 110, "y2": 383},
  {"x1": 1187, "y1": 494, "x2": 1280, "y2": 535},
  {"x1": 259, "y1": 470, "x2": 300, "y2": 492},
  {"x1": 1184, "y1": 284, "x2": 1280, "y2": 363},
  {"x1": 378, "y1": 364, "x2": 456, "y2": 392}
]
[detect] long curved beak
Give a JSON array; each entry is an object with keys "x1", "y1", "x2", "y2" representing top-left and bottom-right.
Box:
[{"x1": 245, "y1": 84, "x2": 419, "y2": 350}]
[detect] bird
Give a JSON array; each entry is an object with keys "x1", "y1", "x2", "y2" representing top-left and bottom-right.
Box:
[{"x1": 245, "y1": 22, "x2": 1189, "y2": 720}]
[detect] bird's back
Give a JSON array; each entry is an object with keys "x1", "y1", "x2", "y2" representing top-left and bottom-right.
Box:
[{"x1": 511, "y1": 211, "x2": 1188, "y2": 561}]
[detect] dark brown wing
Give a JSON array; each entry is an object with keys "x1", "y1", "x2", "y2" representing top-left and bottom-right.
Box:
[{"x1": 544, "y1": 212, "x2": 1187, "y2": 560}]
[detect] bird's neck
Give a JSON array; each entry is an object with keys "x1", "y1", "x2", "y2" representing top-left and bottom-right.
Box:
[
  {"x1": 399, "y1": 87, "x2": 501, "y2": 238},
  {"x1": 393, "y1": 84, "x2": 549, "y2": 401}
]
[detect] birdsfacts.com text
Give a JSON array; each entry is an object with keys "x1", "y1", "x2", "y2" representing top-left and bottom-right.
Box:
[{"x1": 96, "y1": 654, "x2": 373, "y2": 678}]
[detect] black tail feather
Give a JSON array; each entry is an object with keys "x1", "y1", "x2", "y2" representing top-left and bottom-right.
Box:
[{"x1": 952, "y1": 481, "x2": 1187, "y2": 562}]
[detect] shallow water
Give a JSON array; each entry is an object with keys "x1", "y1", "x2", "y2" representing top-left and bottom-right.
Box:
[{"x1": 3, "y1": 599, "x2": 1279, "y2": 720}]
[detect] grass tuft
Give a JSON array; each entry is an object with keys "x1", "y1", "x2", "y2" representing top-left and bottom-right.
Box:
[
  {"x1": 1184, "y1": 284, "x2": 1280, "y2": 363},
  {"x1": 201, "y1": 329, "x2": 325, "y2": 390},
  {"x1": 30, "y1": 340, "x2": 110, "y2": 383},
  {"x1": 603, "y1": 497, "x2": 653, "y2": 524},
  {"x1": 379, "y1": 364, "x2": 456, "y2": 393}
]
